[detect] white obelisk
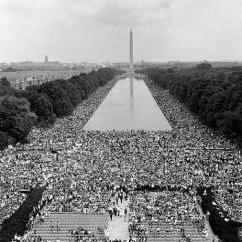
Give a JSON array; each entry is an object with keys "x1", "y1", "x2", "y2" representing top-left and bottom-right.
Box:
[{"x1": 129, "y1": 29, "x2": 133, "y2": 71}]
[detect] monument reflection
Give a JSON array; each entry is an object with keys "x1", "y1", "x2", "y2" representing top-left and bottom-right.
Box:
[
  {"x1": 129, "y1": 77, "x2": 134, "y2": 119},
  {"x1": 83, "y1": 77, "x2": 172, "y2": 131},
  {"x1": 129, "y1": 77, "x2": 134, "y2": 99}
]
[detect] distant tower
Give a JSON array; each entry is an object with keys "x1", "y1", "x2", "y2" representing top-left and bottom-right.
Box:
[
  {"x1": 129, "y1": 29, "x2": 133, "y2": 71},
  {"x1": 44, "y1": 54, "x2": 48, "y2": 63}
]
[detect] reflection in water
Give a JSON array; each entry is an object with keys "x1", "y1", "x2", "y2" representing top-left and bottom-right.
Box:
[
  {"x1": 129, "y1": 77, "x2": 134, "y2": 99},
  {"x1": 83, "y1": 77, "x2": 172, "y2": 131},
  {"x1": 129, "y1": 77, "x2": 134, "y2": 118}
]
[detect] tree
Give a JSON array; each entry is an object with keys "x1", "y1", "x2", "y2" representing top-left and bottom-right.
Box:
[
  {"x1": 167, "y1": 68, "x2": 175, "y2": 74},
  {"x1": 0, "y1": 67, "x2": 117, "y2": 150},
  {"x1": 0, "y1": 131, "x2": 16, "y2": 150},
  {"x1": 54, "y1": 98, "x2": 74, "y2": 117},
  {"x1": 196, "y1": 62, "x2": 212, "y2": 71},
  {"x1": 22, "y1": 90, "x2": 55, "y2": 123},
  {"x1": 0, "y1": 77, "x2": 10, "y2": 86},
  {"x1": 33, "y1": 82, "x2": 74, "y2": 117},
  {"x1": 0, "y1": 85, "x2": 17, "y2": 97},
  {"x1": 55, "y1": 79, "x2": 80, "y2": 106},
  {"x1": 218, "y1": 111, "x2": 242, "y2": 136},
  {"x1": 141, "y1": 66, "x2": 242, "y2": 147},
  {"x1": 0, "y1": 95, "x2": 36, "y2": 143}
]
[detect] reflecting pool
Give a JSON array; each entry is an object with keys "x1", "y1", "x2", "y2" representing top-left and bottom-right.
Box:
[{"x1": 83, "y1": 77, "x2": 172, "y2": 131}]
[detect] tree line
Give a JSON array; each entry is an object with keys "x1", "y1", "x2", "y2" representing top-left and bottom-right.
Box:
[
  {"x1": 0, "y1": 68, "x2": 119, "y2": 149},
  {"x1": 138, "y1": 66, "x2": 242, "y2": 148}
]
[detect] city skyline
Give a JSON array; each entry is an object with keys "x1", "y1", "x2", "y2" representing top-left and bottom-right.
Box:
[{"x1": 1, "y1": 0, "x2": 242, "y2": 63}]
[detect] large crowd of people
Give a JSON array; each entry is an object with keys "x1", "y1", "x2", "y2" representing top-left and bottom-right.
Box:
[
  {"x1": 128, "y1": 190, "x2": 208, "y2": 242},
  {"x1": 0, "y1": 75, "x2": 241, "y2": 242}
]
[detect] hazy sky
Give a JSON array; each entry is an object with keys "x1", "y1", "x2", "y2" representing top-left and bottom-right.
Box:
[{"x1": 1, "y1": 0, "x2": 242, "y2": 63}]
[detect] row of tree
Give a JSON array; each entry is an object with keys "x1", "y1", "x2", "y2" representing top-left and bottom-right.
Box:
[
  {"x1": 139, "y1": 67, "x2": 242, "y2": 147},
  {"x1": 0, "y1": 68, "x2": 118, "y2": 149}
]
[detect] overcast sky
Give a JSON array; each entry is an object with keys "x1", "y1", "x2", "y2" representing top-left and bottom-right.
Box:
[{"x1": 1, "y1": 0, "x2": 242, "y2": 63}]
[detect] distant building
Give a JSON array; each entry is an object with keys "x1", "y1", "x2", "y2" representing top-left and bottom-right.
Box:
[
  {"x1": 11, "y1": 75, "x2": 55, "y2": 90},
  {"x1": 44, "y1": 55, "x2": 48, "y2": 63},
  {"x1": 10, "y1": 71, "x2": 81, "y2": 90}
]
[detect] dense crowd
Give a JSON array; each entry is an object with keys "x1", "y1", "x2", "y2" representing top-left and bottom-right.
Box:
[
  {"x1": 0, "y1": 75, "x2": 241, "y2": 242},
  {"x1": 70, "y1": 226, "x2": 100, "y2": 242},
  {"x1": 128, "y1": 190, "x2": 208, "y2": 242}
]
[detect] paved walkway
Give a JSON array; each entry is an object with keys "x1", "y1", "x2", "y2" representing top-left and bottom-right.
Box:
[{"x1": 107, "y1": 198, "x2": 129, "y2": 241}]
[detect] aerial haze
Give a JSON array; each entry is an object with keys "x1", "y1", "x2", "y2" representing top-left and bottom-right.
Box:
[{"x1": 1, "y1": 0, "x2": 242, "y2": 63}]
